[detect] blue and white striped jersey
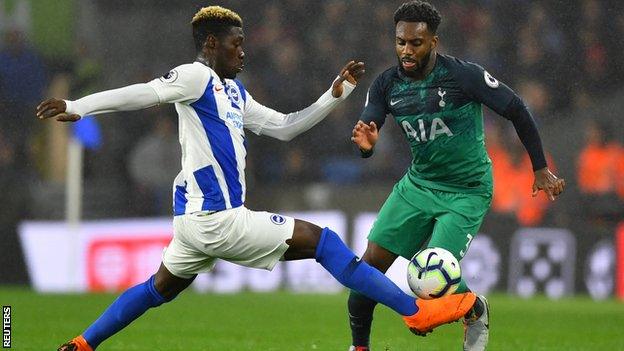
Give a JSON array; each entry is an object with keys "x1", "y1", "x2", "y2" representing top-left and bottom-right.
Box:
[
  {"x1": 64, "y1": 61, "x2": 353, "y2": 216},
  {"x1": 148, "y1": 62, "x2": 272, "y2": 215}
]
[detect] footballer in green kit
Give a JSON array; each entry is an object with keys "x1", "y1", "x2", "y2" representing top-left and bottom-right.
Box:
[{"x1": 347, "y1": 1, "x2": 565, "y2": 351}]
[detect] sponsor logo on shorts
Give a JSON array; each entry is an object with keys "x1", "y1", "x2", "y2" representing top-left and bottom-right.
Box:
[{"x1": 270, "y1": 214, "x2": 286, "y2": 225}]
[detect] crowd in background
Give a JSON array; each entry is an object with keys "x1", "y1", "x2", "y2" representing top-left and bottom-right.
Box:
[{"x1": 1, "y1": 0, "x2": 624, "y2": 226}]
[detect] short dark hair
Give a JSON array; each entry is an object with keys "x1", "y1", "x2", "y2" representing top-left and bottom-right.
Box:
[
  {"x1": 394, "y1": 1, "x2": 441, "y2": 33},
  {"x1": 192, "y1": 6, "x2": 243, "y2": 52}
]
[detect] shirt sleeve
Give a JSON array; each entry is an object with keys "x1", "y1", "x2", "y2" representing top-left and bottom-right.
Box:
[
  {"x1": 64, "y1": 84, "x2": 161, "y2": 117},
  {"x1": 503, "y1": 96, "x2": 548, "y2": 171},
  {"x1": 359, "y1": 74, "x2": 389, "y2": 129},
  {"x1": 147, "y1": 63, "x2": 209, "y2": 104},
  {"x1": 450, "y1": 58, "x2": 548, "y2": 171},
  {"x1": 243, "y1": 78, "x2": 356, "y2": 141},
  {"x1": 451, "y1": 59, "x2": 515, "y2": 116},
  {"x1": 241, "y1": 91, "x2": 273, "y2": 135},
  {"x1": 64, "y1": 63, "x2": 209, "y2": 117},
  {"x1": 356, "y1": 74, "x2": 389, "y2": 158}
]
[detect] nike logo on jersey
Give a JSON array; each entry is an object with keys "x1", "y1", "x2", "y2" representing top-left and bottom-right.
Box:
[{"x1": 390, "y1": 98, "x2": 403, "y2": 106}]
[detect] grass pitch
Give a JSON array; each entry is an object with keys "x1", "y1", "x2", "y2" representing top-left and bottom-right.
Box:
[{"x1": 1, "y1": 288, "x2": 623, "y2": 350}]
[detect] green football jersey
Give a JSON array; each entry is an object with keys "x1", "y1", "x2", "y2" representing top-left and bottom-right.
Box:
[{"x1": 360, "y1": 54, "x2": 516, "y2": 194}]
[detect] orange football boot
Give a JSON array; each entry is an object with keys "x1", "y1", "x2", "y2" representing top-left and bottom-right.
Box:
[
  {"x1": 403, "y1": 292, "x2": 477, "y2": 336},
  {"x1": 57, "y1": 335, "x2": 93, "y2": 351}
]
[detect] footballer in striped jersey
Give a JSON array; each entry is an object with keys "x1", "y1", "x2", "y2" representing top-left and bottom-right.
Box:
[{"x1": 37, "y1": 5, "x2": 476, "y2": 351}]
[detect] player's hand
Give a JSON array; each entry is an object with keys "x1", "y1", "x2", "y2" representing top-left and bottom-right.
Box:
[
  {"x1": 332, "y1": 60, "x2": 365, "y2": 98},
  {"x1": 351, "y1": 120, "x2": 378, "y2": 152},
  {"x1": 36, "y1": 98, "x2": 81, "y2": 122},
  {"x1": 532, "y1": 167, "x2": 565, "y2": 201}
]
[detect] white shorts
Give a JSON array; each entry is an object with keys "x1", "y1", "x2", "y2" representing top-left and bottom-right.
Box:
[{"x1": 162, "y1": 206, "x2": 295, "y2": 279}]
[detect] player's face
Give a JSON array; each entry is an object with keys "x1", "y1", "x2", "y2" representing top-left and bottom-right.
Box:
[
  {"x1": 215, "y1": 26, "x2": 245, "y2": 79},
  {"x1": 395, "y1": 21, "x2": 438, "y2": 75}
]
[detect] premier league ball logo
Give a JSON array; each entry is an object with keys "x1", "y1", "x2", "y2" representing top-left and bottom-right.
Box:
[{"x1": 160, "y1": 70, "x2": 179, "y2": 83}]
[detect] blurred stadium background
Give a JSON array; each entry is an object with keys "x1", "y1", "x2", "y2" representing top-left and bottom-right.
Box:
[{"x1": 1, "y1": 0, "x2": 624, "y2": 348}]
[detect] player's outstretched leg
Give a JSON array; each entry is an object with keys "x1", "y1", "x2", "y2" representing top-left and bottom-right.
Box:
[
  {"x1": 57, "y1": 264, "x2": 195, "y2": 351},
  {"x1": 284, "y1": 221, "x2": 476, "y2": 335},
  {"x1": 403, "y1": 293, "x2": 476, "y2": 336},
  {"x1": 285, "y1": 222, "x2": 416, "y2": 316}
]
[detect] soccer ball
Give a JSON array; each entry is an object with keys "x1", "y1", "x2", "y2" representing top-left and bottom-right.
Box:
[{"x1": 407, "y1": 247, "x2": 461, "y2": 299}]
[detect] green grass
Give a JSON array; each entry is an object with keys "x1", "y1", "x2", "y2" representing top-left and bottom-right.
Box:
[{"x1": 1, "y1": 288, "x2": 624, "y2": 350}]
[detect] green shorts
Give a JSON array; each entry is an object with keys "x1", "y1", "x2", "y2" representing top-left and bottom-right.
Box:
[{"x1": 368, "y1": 175, "x2": 492, "y2": 261}]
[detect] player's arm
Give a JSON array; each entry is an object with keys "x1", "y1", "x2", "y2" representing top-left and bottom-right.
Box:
[
  {"x1": 36, "y1": 64, "x2": 206, "y2": 122},
  {"x1": 454, "y1": 60, "x2": 565, "y2": 200},
  {"x1": 502, "y1": 97, "x2": 565, "y2": 200},
  {"x1": 351, "y1": 74, "x2": 388, "y2": 158},
  {"x1": 243, "y1": 61, "x2": 364, "y2": 141}
]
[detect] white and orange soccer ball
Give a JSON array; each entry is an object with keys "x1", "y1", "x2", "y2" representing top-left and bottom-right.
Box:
[{"x1": 407, "y1": 247, "x2": 462, "y2": 299}]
